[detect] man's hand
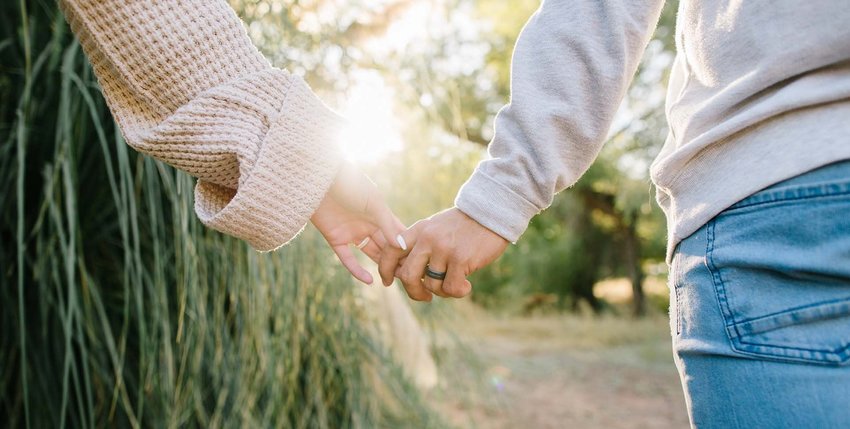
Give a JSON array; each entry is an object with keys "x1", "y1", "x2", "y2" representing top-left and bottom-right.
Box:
[
  {"x1": 378, "y1": 208, "x2": 509, "y2": 301},
  {"x1": 312, "y1": 163, "x2": 406, "y2": 285}
]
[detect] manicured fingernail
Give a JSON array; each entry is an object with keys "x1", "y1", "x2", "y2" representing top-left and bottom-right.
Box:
[{"x1": 396, "y1": 234, "x2": 407, "y2": 251}]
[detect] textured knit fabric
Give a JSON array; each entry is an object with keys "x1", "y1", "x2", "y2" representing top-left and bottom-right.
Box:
[
  {"x1": 455, "y1": 0, "x2": 850, "y2": 260},
  {"x1": 60, "y1": 0, "x2": 344, "y2": 251}
]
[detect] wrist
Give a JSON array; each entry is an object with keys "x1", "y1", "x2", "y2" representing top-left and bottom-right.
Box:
[{"x1": 454, "y1": 170, "x2": 539, "y2": 244}]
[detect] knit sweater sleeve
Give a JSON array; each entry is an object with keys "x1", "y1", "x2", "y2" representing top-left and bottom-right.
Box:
[
  {"x1": 60, "y1": 0, "x2": 343, "y2": 251},
  {"x1": 454, "y1": 0, "x2": 664, "y2": 243}
]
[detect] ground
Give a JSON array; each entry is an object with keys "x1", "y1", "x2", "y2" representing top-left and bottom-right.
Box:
[{"x1": 430, "y1": 281, "x2": 690, "y2": 429}]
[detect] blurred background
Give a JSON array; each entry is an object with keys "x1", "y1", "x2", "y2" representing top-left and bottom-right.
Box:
[{"x1": 1, "y1": 0, "x2": 686, "y2": 427}]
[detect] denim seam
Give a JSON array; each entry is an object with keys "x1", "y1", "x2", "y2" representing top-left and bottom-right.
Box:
[
  {"x1": 724, "y1": 346, "x2": 850, "y2": 365},
  {"x1": 734, "y1": 299, "x2": 850, "y2": 355},
  {"x1": 673, "y1": 257, "x2": 682, "y2": 335},
  {"x1": 675, "y1": 283, "x2": 682, "y2": 335},
  {"x1": 736, "y1": 337, "x2": 850, "y2": 355},
  {"x1": 705, "y1": 221, "x2": 738, "y2": 334},
  {"x1": 733, "y1": 296, "x2": 850, "y2": 326},
  {"x1": 725, "y1": 184, "x2": 850, "y2": 212}
]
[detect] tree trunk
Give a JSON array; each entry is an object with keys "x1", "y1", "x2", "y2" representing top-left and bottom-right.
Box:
[
  {"x1": 573, "y1": 207, "x2": 604, "y2": 314},
  {"x1": 623, "y1": 213, "x2": 646, "y2": 317}
]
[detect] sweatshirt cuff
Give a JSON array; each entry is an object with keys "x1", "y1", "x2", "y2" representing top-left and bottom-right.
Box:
[
  {"x1": 454, "y1": 170, "x2": 541, "y2": 243},
  {"x1": 194, "y1": 76, "x2": 343, "y2": 251}
]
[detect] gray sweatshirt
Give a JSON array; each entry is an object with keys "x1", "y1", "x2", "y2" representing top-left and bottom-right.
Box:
[{"x1": 454, "y1": 0, "x2": 850, "y2": 259}]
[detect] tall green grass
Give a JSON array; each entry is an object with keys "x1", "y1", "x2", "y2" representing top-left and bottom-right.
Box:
[{"x1": 1, "y1": 2, "x2": 438, "y2": 427}]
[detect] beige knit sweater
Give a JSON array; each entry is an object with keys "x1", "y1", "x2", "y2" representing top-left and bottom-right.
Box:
[{"x1": 60, "y1": 0, "x2": 343, "y2": 251}]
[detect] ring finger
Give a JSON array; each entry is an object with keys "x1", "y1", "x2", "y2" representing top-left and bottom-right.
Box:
[
  {"x1": 423, "y1": 255, "x2": 448, "y2": 297},
  {"x1": 359, "y1": 238, "x2": 382, "y2": 264}
]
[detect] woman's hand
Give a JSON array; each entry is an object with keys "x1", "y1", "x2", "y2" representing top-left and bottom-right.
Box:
[{"x1": 312, "y1": 163, "x2": 406, "y2": 284}]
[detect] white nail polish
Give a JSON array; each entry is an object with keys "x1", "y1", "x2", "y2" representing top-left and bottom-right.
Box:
[{"x1": 396, "y1": 235, "x2": 407, "y2": 251}]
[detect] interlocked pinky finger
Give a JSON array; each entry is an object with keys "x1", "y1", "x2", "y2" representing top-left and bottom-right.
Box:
[{"x1": 359, "y1": 239, "x2": 382, "y2": 264}]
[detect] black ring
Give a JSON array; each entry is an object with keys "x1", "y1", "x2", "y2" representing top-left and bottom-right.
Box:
[{"x1": 424, "y1": 265, "x2": 447, "y2": 281}]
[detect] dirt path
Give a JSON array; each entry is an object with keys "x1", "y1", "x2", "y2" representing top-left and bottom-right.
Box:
[{"x1": 432, "y1": 305, "x2": 690, "y2": 429}]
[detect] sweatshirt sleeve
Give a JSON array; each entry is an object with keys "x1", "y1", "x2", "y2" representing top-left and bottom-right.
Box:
[
  {"x1": 59, "y1": 0, "x2": 344, "y2": 251},
  {"x1": 454, "y1": 0, "x2": 665, "y2": 242}
]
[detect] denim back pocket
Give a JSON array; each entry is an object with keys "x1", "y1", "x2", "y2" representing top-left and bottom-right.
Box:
[{"x1": 705, "y1": 178, "x2": 850, "y2": 365}]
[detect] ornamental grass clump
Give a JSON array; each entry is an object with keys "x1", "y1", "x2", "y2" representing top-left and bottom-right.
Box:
[{"x1": 0, "y1": 2, "x2": 439, "y2": 427}]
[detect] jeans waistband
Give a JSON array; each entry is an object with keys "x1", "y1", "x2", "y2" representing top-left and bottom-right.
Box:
[{"x1": 728, "y1": 159, "x2": 850, "y2": 210}]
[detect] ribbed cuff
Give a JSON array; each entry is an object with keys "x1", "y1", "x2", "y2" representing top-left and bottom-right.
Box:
[
  {"x1": 454, "y1": 170, "x2": 541, "y2": 243},
  {"x1": 194, "y1": 76, "x2": 344, "y2": 251}
]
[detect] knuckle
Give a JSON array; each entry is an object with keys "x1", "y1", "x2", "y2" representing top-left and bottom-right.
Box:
[
  {"x1": 423, "y1": 279, "x2": 440, "y2": 294},
  {"x1": 421, "y1": 226, "x2": 439, "y2": 242},
  {"x1": 432, "y1": 241, "x2": 452, "y2": 255},
  {"x1": 400, "y1": 270, "x2": 419, "y2": 287},
  {"x1": 446, "y1": 281, "x2": 470, "y2": 298},
  {"x1": 453, "y1": 249, "x2": 471, "y2": 263},
  {"x1": 413, "y1": 289, "x2": 431, "y2": 302}
]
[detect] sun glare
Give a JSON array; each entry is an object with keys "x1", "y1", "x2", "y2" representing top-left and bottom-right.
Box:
[
  {"x1": 380, "y1": 2, "x2": 434, "y2": 51},
  {"x1": 337, "y1": 1, "x2": 440, "y2": 164},
  {"x1": 338, "y1": 71, "x2": 403, "y2": 164}
]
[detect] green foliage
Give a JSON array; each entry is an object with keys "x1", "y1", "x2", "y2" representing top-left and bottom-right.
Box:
[
  {"x1": 0, "y1": 2, "x2": 439, "y2": 427},
  {"x1": 475, "y1": 0, "x2": 541, "y2": 97},
  {"x1": 1, "y1": 0, "x2": 684, "y2": 425},
  {"x1": 468, "y1": 1, "x2": 679, "y2": 312}
]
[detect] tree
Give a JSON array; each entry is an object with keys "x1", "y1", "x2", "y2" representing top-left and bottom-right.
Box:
[{"x1": 463, "y1": 0, "x2": 678, "y2": 315}]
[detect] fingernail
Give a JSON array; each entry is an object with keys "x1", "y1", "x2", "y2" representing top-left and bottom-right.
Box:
[{"x1": 396, "y1": 234, "x2": 407, "y2": 251}]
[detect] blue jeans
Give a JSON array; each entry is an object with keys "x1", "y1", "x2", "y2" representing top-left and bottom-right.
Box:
[{"x1": 670, "y1": 160, "x2": 850, "y2": 428}]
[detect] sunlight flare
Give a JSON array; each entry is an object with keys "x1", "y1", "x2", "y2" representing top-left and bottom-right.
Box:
[{"x1": 338, "y1": 70, "x2": 403, "y2": 164}]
